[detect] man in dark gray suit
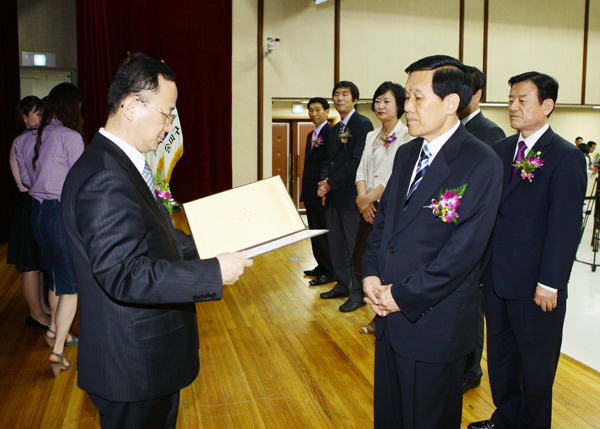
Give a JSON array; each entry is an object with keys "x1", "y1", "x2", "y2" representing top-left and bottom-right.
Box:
[
  {"x1": 459, "y1": 65, "x2": 506, "y2": 394},
  {"x1": 61, "y1": 53, "x2": 252, "y2": 429}
]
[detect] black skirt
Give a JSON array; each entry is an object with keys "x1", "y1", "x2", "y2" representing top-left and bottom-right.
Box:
[{"x1": 6, "y1": 192, "x2": 45, "y2": 273}]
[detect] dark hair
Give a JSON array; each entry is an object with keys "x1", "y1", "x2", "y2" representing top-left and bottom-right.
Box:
[
  {"x1": 32, "y1": 83, "x2": 84, "y2": 170},
  {"x1": 466, "y1": 65, "x2": 486, "y2": 99},
  {"x1": 332, "y1": 81, "x2": 359, "y2": 105},
  {"x1": 15, "y1": 96, "x2": 43, "y2": 135},
  {"x1": 371, "y1": 81, "x2": 406, "y2": 119},
  {"x1": 588, "y1": 141, "x2": 597, "y2": 147},
  {"x1": 107, "y1": 52, "x2": 177, "y2": 115},
  {"x1": 579, "y1": 143, "x2": 590, "y2": 155},
  {"x1": 308, "y1": 97, "x2": 329, "y2": 110},
  {"x1": 508, "y1": 71, "x2": 558, "y2": 117},
  {"x1": 576, "y1": 136, "x2": 583, "y2": 141},
  {"x1": 405, "y1": 55, "x2": 472, "y2": 113}
]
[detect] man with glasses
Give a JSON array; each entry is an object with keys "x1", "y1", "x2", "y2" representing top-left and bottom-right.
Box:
[{"x1": 61, "y1": 52, "x2": 252, "y2": 429}]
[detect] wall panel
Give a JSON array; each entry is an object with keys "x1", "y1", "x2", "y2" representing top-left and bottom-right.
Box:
[
  {"x1": 486, "y1": 0, "x2": 585, "y2": 104},
  {"x1": 462, "y1": 0, "x2": 485, "y2": 72},
  {"x1": 339, "y1": 0, "x2": 460, "y2": 95},
  {"x1": 585, "y1": 0, "x2": 600, "y2": 104}
]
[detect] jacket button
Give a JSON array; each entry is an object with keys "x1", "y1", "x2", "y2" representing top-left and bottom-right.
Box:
[
  {"x1": 497, "y1": 212, "x2": 503, "y2": 217},
  {"x1": 388, "y1": 247, "x2": 395, "y2": 254}
]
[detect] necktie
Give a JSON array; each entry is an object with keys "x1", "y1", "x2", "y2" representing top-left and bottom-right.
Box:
[
  {"x1": 311, "y1": 130, "x2": 318, "y2": 149},
  {"x1": 142, "y1": 161, "x2": 155, "y2": 194},
  {"x1": 405, "y1": 144, "x2": 432, "y2": 207},
  {"x1": 510, "y1": 141, "x2": 528, "y2": 182}
]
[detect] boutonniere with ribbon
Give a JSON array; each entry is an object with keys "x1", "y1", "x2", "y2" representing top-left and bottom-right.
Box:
[
  {"x1": 153, "y1": 171, "x2": 173, "y2": 214},
  {"x1": 513, "y1": 149, "x2": 544, "y2": 182},
  {"x1": 424, "y1": 184, "x2": 467, "y2": 224},
  {"x1": 312, "y1": 135, "x2": 324, "y2": 146},
  {"x1": 339, "y1": 128, "x2": 352, "y2": 149},
  {"x1": 379, "y1": 133, "x2": 397, "y2": 154}
]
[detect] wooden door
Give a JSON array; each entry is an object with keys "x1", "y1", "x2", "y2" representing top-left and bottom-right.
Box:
[
  {"x1": 272, "y1": 123, "x2": 289, "y2": 188},
  {"x1": 295, "y1": 122, "x2": 314, "y2": 210}
]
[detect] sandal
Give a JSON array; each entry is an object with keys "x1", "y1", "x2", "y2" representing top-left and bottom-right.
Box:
[
  {"x1": 359, "y1": 319, "x2": 376, "y2": 334},
  {"x1": 44, "y1": 330, "x2": 78, "y2": 348},
  {"x1": 49, "y1": 352, "x2": 71, "y2": 378}
]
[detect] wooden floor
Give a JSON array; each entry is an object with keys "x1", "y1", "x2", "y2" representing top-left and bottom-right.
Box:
[{"x1": 1, "y1": 211, "x2": 599, "y2": 428}]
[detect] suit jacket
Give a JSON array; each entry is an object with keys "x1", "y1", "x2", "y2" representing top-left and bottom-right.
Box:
[
  {"x1": 61, "y1": 132, "x2": 223, "y2": 402},
  {"x1": 362, "y1": 124, "x2": 503, "y2": 363},
  {"x1": 485, "y1": 127, "x2": 586, "y2": 301},
  {"x1": 302, "y1": 122, "x2": 331, "y2": 206},
  {"x1": 464, "y1": 111, "x2": 506, "y2": 146},
  {"x1": 321, "y1": 111, "x2": 374, "y2": 210}
]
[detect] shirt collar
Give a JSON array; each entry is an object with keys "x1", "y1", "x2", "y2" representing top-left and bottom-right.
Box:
[
  {"x1": 99, "y1": 128, "x2": 147, "y2": 176},
  {"x1": 460, "y1": 109, "x2": 480, "y2": 126},
  {"x1": 340, "y1": 109, "x2": 356, "y2": 127},
  {"x1": 519, "y1": 123, "x2": 549, "y2": 151},
  {"x1": 422, "y1": 120, "x2": 460, "y2": 159},
  {"x1": 314, "y1": 121, "x2": 327, "y2": 135}
]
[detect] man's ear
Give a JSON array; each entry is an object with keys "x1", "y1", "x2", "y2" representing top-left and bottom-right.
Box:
[
  {"x1": 542, "y1": 98, "x2": 554, "y2": 117},
  {"x1": 444, "y1": 93, "x2": 461, "y2": 116},
  {"x1": 474, "y1": 88, "x2": 483, "y2": 103},
  {"x1": 121, "y1": 97, "x2": 138, "y2": 122}
]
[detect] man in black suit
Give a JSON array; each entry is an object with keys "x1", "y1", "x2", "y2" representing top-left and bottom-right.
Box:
[
  {"x1": 459, "y1": 65, "x2": 506, "y2": 394},
  {"x1": 61, "y1": 53, "x2": 252, "y2": 429},
  {"x1": 318, "y1": 81, "x2": 374, "y2": 312},
  {"x1": 362, "y1": 55, "x2": 503, "y2": 429},
  {"x1": 469, "y1": 73, "x2": 586, "y2": 429},
  {"x1": 301, "y1": 97, "x2": 334, "y2": 286}
]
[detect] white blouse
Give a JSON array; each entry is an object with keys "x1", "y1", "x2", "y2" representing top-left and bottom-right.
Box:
[{"x1": 355, "y1": 121, "x2": 412, "y2": 193}]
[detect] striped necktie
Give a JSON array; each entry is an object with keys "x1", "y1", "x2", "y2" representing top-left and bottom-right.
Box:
[
  {"x1": 510, "y1": 141, "x2": 527, "y2": 182},
  {"x1": 405, "y1": 144, "x2": 432, "y2": 207},
  {"x1": 142, "y1": 161, "x2": 155, "y2": 194}
]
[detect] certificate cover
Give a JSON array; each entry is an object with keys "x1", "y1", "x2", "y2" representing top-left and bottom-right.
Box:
[{"x1": 182, "y1": 176, "x2": 327, "y2": 259}]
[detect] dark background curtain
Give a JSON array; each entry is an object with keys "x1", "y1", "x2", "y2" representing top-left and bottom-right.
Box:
[
  {"x1": 76, "y1": 0, "x2": 233, "y2": 204},
  {"x1": 0, "y1": 0, "x2": 22, "y2": 243}
]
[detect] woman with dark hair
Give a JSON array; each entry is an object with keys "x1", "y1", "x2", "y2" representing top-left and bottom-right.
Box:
[
  {"x1": 354, "y1": 81, "x2": 412, "y2": 333},
  {"x1": 7, "y1": 96, "x2": 51, "y2": 329},
  {"x1": 15, "y1": 83, "x2": 85, "y2": 377}
]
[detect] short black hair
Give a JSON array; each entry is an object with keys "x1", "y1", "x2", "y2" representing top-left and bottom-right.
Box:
[
  {"x1": 576, "y1": 136, "x2": 584, "y2": 141},
  {"x1": 508, "y1": 71, "x2": 558, "y2": 117},
  {"x1": 579, "y1": 143, "x2": 590, "y2": 154},
  {"x1": 405, "y1": 55, "x2": 472, "y2": 114},
  {"x1": 308, "y1": 97, "x2": 329, "y2": 110},
  {"x1": 466, "y1": 65, "x2": 486, "y2": 99},
  {"x1": 588, "y1": 141, "x2": 597, "y2": 147},
  {"x1": 107, "y1": 52, "x2": 176, "y2": 115},
  {"x1": 371, "y1": 81, "x2": 406, "y2": 119},
  {"x1": 332, "y1": 81, "x2": 359, "y2": 105}
]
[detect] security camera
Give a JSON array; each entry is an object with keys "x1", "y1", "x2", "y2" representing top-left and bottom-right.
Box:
[{"x1": 265, "y1": 37, "x2": 281, "y2": 56}]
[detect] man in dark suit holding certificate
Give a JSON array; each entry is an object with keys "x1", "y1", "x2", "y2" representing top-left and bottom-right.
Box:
[
  {"x1": 362, "y1": 55, "x2": 503, "y2": 428},
  {"x1": 469, "y1": 73, "x2": 586, "y2": 429},
  {"x1": 61, "y1": 53, "x2": 252, "y2": 429},
  {"x1": 301, "y1": 97, "x2": 333, "y2": 286},
  {"x1": 318, "y1": 81, "x2": 373, "y2": 312}
]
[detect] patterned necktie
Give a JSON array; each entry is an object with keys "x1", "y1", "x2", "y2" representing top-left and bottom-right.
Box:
[
  {"x1": 142, "y1": 161, "x2": 155, "y2": 194},
  {"x1": 510, "y1": 141, "x2": 528, "y2": 182},
  {"x1": 311, "y1": 130, "x2": 318, "y2": 149},
  {"x1": 405, "y1": 144, "x2": 432, "y2": 207}
]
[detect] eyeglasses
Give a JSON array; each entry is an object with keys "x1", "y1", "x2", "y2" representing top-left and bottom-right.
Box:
[{"x1": 136, "y1": 99, "x2": 177, "y2": 125}]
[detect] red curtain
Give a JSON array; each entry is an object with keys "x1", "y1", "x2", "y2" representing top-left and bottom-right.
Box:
[
  {"x1": 76, "y1": 0, "x2": 233, "y2": 203},
  {"x1": 0, "y1": 0, "x2": 21, "y2": 243}
]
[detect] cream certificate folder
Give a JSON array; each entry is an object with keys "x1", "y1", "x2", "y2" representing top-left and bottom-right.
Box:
[{"x1": 182, "y1": 176, "x2": 327, "y2": 259}]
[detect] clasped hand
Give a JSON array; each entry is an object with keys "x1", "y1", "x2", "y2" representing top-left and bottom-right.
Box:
[
  {"x1": 534, "y1": 284, "x2": 557, "y2": 312},
  {"x1": 317, "y1": 179, "x2": 331, "y2": 197},
  {"x1": 363, "y1": 276, "x2": 400, "y2": 316}
]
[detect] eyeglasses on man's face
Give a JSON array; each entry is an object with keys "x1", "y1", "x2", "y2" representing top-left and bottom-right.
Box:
[{"x1": 136, "y1": 99, "x2": 177, "y2": 125}]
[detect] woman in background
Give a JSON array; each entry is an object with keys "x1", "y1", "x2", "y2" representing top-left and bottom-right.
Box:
[
  {"x1": 7, "y1": 96, "x2": 51, "y2": 328},
  {"x1": 353, "y1": 81, "x2": 412, "y2": 334},
  {"x1": 15, "y1": 83, "x2": 85, "y2": 377}
]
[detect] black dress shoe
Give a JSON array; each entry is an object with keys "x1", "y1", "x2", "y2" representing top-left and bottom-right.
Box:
[
  {"x1": 303, "y1": 267, "x2": 321, "y2": 276},
  {"x1": 309, "y1": 274, "x2": 333, "y2": 286},
  {"x1": 468, "y1": 420, "x2": 496, "y2": 429},
  {"x1": 463, "y1": 378, "x2": 481, "y2": 393},
  {"x1": 25, "y1": 315, "x2": 49, "y2": 329},
  {"x1": 339, "y1": 299, "x2": 366, "y2": 313},
  {"x1": 320, "y1": 289, "x2": 349, "y2": 299}
]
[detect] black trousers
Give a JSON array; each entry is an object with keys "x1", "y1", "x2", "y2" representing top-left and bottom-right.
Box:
[
  {"x1": 484, "y1": 281, "x2": 565, "y2": 429},
  {"x1": 305, "y1": 202, "x2": 333, "y2": 276},
  {"x1": 374, "y1": 327, "x2": 465, "y2": 429},
  {"x1": 464, "y1": 286, "x2": 484, "y2": 381},
  {"x1": 325, "y1": 204, "x2": 360, "y2": 300},
  {"x1": 89, "y1": 391, "x2": 180, "y2": 429}
]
